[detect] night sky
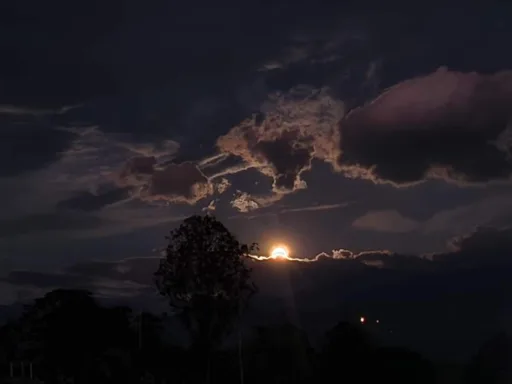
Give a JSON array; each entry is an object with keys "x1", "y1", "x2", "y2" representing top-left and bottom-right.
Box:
[{"x1": 1, "y1": 1, "x2": 512, "y2": 361}]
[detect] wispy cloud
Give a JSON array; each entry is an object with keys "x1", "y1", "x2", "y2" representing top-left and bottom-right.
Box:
[
  {"x1": 230, "y1": 201, "x2": 351, "y2": 219},
  {"x1": 352, "y1": 195, "x2": 512, "y2": 236},
  {"x1": 0, "y1": 104, "x2": 79, "y2": 116}
]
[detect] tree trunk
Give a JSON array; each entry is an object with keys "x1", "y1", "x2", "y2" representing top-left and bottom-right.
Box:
[{"x1": 191, "y1": 339, "x2": 212, "y2": 384}]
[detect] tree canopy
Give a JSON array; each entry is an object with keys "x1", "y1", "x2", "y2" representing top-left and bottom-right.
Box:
[{"x1": 154, "y1": 215, "x2": 257, "y2": 350}]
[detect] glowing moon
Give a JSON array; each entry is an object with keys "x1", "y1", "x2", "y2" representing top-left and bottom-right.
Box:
[{"x1": 270, "y1": 245, "x2": 289, "y2": 259}]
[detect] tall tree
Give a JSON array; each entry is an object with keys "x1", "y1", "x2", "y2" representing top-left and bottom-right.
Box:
[{"x1": 154, "y1": 215, "x2": 257, "y2": 382}]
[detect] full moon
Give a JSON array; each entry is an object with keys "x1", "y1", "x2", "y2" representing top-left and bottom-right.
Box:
[{"x1": 270, "y1": 245, "x2": 289, "y2": 259}]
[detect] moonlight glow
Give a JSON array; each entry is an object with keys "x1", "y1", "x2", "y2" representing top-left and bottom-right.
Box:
[{"x1": 270, "y1": 245, "x2": 290, "y2": 259}]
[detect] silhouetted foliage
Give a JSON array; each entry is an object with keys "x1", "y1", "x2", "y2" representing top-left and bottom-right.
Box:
[
  {"x1": 0, "y1": 286, "x2": 500, "y2": 384},
  {"x1": 464, "y1": 332, "x2": 512, "y2": 384},
  {"x1": 244, "y1": 323, "x2": 314, "y2": 384},
  {"x1": 0, "y1": 289, "x2": 173, "y2": 384},
  {"x1": 370, "y1": 346, "x2": 436, "y2": 384},
  {"x1": 319, "y1": 321, "x2": 375, "y2": 382},
  {"x1": 154, "y1": 214, "x2": 257, "y2": 382}
]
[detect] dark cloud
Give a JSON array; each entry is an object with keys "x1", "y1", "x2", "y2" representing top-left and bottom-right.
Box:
[
  {"x1": 56, "y1": 188, "x2": 132, "y2": 212},
  {"x1": 433, "y1": 226, "x2": 512, "y2": 268},
  {"x1": 3, "y1": 270, "x2": 91, "y2": 289},
  {"x1": 0, "y1": 256, "x2": 159, "y2": 299},
  {"x1": 66, "y1": 257, "x2": 160, "y2": 286},
  {"x1": 0, "y1": 118, "x2": 75, "y2": 177},
  {"x1": 120, "y1": 156, "x2": 157, "y2": 180},
  {"x1": 0, "y1": 212, "x2": 102, "y2": 238},
  {"x1": 254, "y1": 134, "x2": 312, "y2": 191},
  {"x1": 147, "y1": 163, "x2": 212, "y2": 204},
  {"x1": 339, "y1": 68, "x2": 512, "y2": 185},
  {"x1": 117, "y1": 156, "x2": 214, "y2": 204}
]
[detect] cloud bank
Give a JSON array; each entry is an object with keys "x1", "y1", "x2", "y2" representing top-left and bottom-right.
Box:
[{"x1": 338, "y1": 67, "x2": 512, "y2": 185}]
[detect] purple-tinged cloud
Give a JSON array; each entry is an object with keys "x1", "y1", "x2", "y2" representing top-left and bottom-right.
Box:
[
  {"x1": 118, "y1": 156, "x2": 215, "y2": 205},
  {"x1": 339, "y1": 67, "x2": 512, "y2": 185}
]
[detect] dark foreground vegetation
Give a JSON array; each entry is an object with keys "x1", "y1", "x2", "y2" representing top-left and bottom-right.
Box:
[{"x1": 0, "y1": 215, "x2": 510, "y2": 383}]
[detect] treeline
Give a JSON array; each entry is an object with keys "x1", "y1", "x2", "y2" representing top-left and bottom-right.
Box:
[{"x1": 0, "y1": 288, "x2": 510, "y2": 384}]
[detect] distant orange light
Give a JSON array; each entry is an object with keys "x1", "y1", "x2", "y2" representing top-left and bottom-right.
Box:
[{"x1": 360, "y1": 316, "x2": 365, "y2": 324}]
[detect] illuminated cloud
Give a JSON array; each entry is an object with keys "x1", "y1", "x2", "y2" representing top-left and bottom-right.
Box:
[
  {"x1": 230, "y1": 191, "x2": 285, "y2": 213},
  {"x1": 352, "y1": 210, "x2": 420, "y2": 233},
  {"x1": 0, "y1": 104, "x2": 77, "y2": 116},
  {"x1": 216, "y1": 85, "x2": 345, "y2": 197},
  {"x1": 202, "y1": 200, "x2": 217, "y2": 212},
  {"x1": 117, "y1": 139, "x2": 180, "y2": 158},
  {"x1": 144, "y1": 162, "x2": 213, "y2": 204},
  {"x1": 352, "y1": 195, "x2": 512, "y2": 236},
  {"x1": 338, "y1": 67, "x2": 512, "y2": 185},
  {"x1": 118, "y1": 156, "x2": 215, "y2": 205},
  {"x1": 231, "y1": 191, "x2": 261, "y2": 213},
  {"x1": 229, "y1": 202, "x2": 351, "y2": 219},
  {"x1": 216, "y1": 178, "x2": 231, "y2": 194}
]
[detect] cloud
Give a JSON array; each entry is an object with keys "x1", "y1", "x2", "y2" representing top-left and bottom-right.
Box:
[
  {"x1": 257, "y1": 29, "x2": 366, "y2": 72},
  {"x1": 3, "y1": 270, "x2": 92, "y2": 289},
  {"x1": 8, "y1": 226, "x2": 512, "y2": 293},
  {"x1": 433, "y1": 226, "x2": 512, "y2": 267},
  {"x1": 1, "y1": 256, "x2": 161, "y2": 302},
  {"x1": 66, "y1": 202, "x2": 188, "y2": 239},
  {"x1": 249, "y1": 226, "x2": 512, "y2": 273},
  {"x1": 0, "y1": 104, "x2": 77, "y2": 116},
  {"x1": 0, "y1": 126, "x2": 186, "y2": 239},
  {"x1": 352, "y1": 210, "x2": 420, "y2": 233},
  {"x1": 230, "y1": 191, "x2": 284, "y2": 213},
  {"x1": 69, "y1": 256, "x2": 160, "y2": 285},
  {"x1": 230, "y1": 201, "x2": 351, "y2": 219},
  {"x1": 118, "y1": 156, "x2": 215, "y2": 205},
  {"x1": 56, "y1": 187, "x2": 132, "y2": 212},
  {"x1": 216, "y1": 178, "x2": 231, "y2": 194},
  {"x1": 202, "y1": 200, "x2": 217, "y2": 212},
  {"x1": 280, "y1": 202, "x2": 351, "y2": 213},
  {"x1": 146, "y1": 163, "x2": 213, "y2": 204},
  {"x1": 352, "y1": 195, "x2": 512, "y2": 236},
  {"x1": 0, "y1": 212, "x2": 103, "y2": 239},
  {"x1": 338, "y1": 67, "x2": 512, "y2": 185},
  {"x1": 215, "y1": 86, "x2": 344, "y2": 199},
  {"x1": 422, "y1": 195, "x2": 512, "y2": 234},
  {"x1": 117, "y1": 140, "x2": 180, "y2": 159},
  {"x1": 0, "y1": 122, "x2": 76, "y2": 177},
  {"x1": 1, "y1": 269, "x2": 150, "y2": 301}
]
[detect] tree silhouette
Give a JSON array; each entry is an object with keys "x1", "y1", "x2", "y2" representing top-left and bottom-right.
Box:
[
  {"x1": 154, "y1": 214, "x2": 257, "y2": 383},
  {"x1": 370, "y1": 346, "x2": 436, "y2": 384},
  {"x1": 6, "y1": 289, "x2": 137, "y2": 384},
  {"x1": 319, "y1": 321, "x2": 375, "y2": 383},
  {"x1": 244, "y1": 323, "x2": 314, "y2": 384},
  {"x1": 464, "y1": 332, "x2": 512, "y2": 384}
]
